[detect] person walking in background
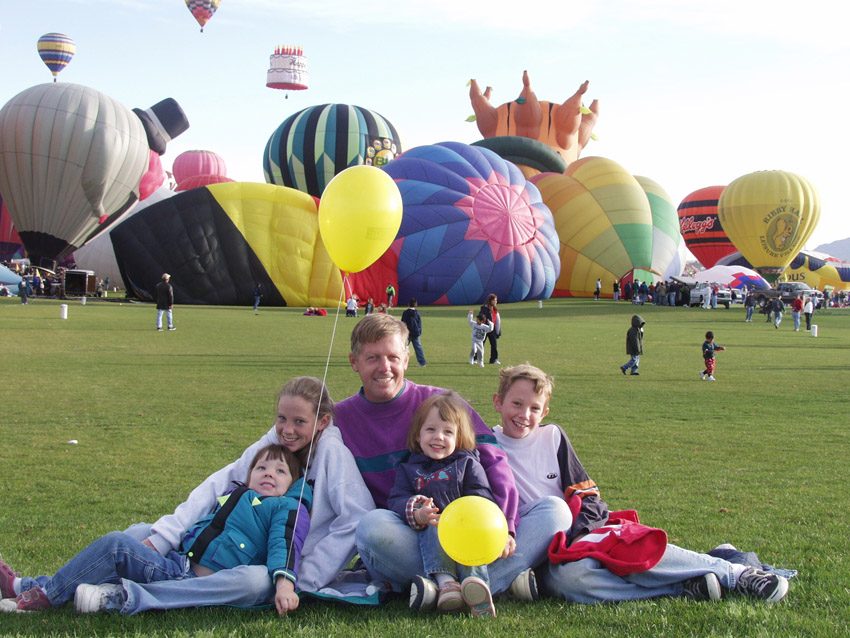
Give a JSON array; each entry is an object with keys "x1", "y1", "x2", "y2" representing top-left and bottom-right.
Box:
[
  {"x1": 790, "y1": 295, "x2": 803, "y2": 331},
  {"x1": 620, "y1": 315, "x2": 644, "y2": 376},
  {"x1": 771, "y1": 297, "x2": 785, "y2": 329},
  {"x1": 385, "y1": 283, "x2": 396, "y2": 308},
  {"x1": 345, "y1": 296, "x2": 359, "y2": 317},
  {"x1": 365, "y1": 297, "x2": 375, "y2": 315},
  {"x1": 401, "y1": 298, "x2": 427, "y2": 367},
  {"x1": 155, "y1": 273, "x2": 175, "y2": 331},
  {"x1": 467, "y1": 311, "x2": 493, "y2": 367},
  {"x1": 594, "y1": 278, "x2": 602, "y2": 300},
  {"x1": 803, "y1": 296, "x2": 814, "y2": 331},
  {"x1": 478, "y1": 293, "x2": 501, "y2": 364},
  {"x1": 744, "y1": 290, "x2": 756, "y2": 322},
  {"x1": 700, "y1": 331, "x2": 726, "y2": 382},
  {"x1": 613, "y1": 280, "x2": 620, "y2": 301},
  {"x1": 253, "y1": 283, "x2": 263, "y2": 314}
]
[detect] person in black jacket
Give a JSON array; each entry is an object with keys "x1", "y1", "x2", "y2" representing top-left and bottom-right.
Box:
[
  {"x1": 619, "y1": 314, "x2": 644, "y2": 376},
  {"x1": 401, "y1": 298, "x2": 427, "y2": 367},
  {"x1": 155, "y1": 273, "x2": 175, "y2": 331}
]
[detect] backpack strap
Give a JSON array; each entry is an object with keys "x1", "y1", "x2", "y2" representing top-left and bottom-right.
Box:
[{"x1": 184, "y1": 483, "x2": 251, "y2": 563}]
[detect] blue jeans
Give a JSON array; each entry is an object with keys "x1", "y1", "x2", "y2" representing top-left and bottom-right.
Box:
[
  {"x1": 792, "y1": 311, "x2": 801, "y2": 330},
  {"x1": 155, "y1": 309, "x2": 173, "y2": 329},
  {"x1": 116, "y1": 523, "x2": 273, "y2": 614},
  {"x1": 541, "y1": 543, "x2": 742, "y2": 603},
  {"x1": 774, "y1": 311, "x2": 783, "y2": 327},
  {"x1": 20, "y1": 531, "x2": 191, "y2": 608},
  {"x1": 420, "y1": 524, "x2": 487, "y2": 583},
  {"x1": 745, "y1": 305, "x2": 754, "y2": 321},
  {"x1": 409, "y1": 336, "x2": 427, "y2": 366},
  {"x1": 621, "y1": 355, "x2": 640, "y2": 374},
  {"x1": 356, "y1": 495, "x2": 571, "y2": 594}
]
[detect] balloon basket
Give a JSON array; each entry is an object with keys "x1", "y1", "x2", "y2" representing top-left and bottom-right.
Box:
[
  {"x1": 59, "y1": 304, "x2": 68, "y2": 320},
  {"x1": 811, "y1": 325, "x2": 818, "y2": 337}
]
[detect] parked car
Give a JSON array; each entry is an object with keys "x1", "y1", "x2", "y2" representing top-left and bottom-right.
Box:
[{"x1": 688, "y1": 283, "x2": 732, "y2": 308}]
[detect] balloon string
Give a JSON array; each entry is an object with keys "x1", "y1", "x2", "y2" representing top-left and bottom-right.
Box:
[{"x1": 286, "y1": 273, "x2": 348, "y2": 576}]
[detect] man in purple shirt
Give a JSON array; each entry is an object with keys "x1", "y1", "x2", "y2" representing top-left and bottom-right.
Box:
[{"x1": 336, "y1": 314, "x2": 571, "y2": 608}]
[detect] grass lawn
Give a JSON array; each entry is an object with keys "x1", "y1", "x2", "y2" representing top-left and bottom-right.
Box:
[{"x1": 1, "y1": 295, "x2": 848, "y2": 637}]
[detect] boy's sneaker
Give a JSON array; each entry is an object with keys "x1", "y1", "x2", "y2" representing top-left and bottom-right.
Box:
[
  {"x1": 461, "y1": 576, "x2": 496, "y2": 617},
  {"x1": 620, "y1": 366, "x2": 627, "y2": 375},
  {"x1": 630, "y1": 371, "x2": 640, "y2": 376},
  {"x1": 436, "y1": 581, "x2": 464, "y2": 613},
  {"x1": 508, "y1": 568, "x2": 539, "y2": 602},
  {"x1": 74, "y1": 583, "x2": 126, "y2": 613},
  {"x1": 734, "y1": 567, "x2": 788, "y2": 603},
  {"x1": 14, "y1": 587, "x2": 51, "y2": 611},
  {"x1": 409, "y1": 575, "x2": 437, "y2": 612},
  {"x1": 0, "y1": 558, "x2": 17, "y2": 598},
  {"x1": 682, "y1": 573, "x2": 722, "y2": 601},
  {"x1": 478, "y1": 361, "x2": 485, "y2": 368},
  {"x1": 707, "y1": 375, "x2": 716, "y2": 381},
  {"x1": 469, "y1": 358, "x2": 475, "y2": 365},
  {"x1": 700, "y1": 372, "x2": 706, "y2": 380}
]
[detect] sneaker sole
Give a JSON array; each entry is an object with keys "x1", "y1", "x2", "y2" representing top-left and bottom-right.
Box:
[
  {"x1": 74, "y1": 584, "x2": 102, "y2": 613},
  {"x1": 409, "y1": 576, "x2": 437, "y2": 612},
  {"x1": 705, "y1": 573, "x2": 723, "y2": 601},
  {"x1": 764, "y1": 576, "x2": 789, "y2": 604},
  {"x1": 461, "y1": 578, "x2": 496, "y2": 617},
  {"x1": 0, "y1": 598, "x2": 23, "y2": 613}
]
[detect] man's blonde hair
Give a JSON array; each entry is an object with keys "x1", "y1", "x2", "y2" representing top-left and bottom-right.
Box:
[
  {"x1": 350, "y1": 313, "x2": 408, "y2": 355},
  {"x1": 496, "y1": 363, "x2": 554, "y2": 405}
]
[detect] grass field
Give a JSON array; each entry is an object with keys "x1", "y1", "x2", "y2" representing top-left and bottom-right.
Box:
[{"x1": 1, "y1": 295, "x2": 848, "y2": 637}]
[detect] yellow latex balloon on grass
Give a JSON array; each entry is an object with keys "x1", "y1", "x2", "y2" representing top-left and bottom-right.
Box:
[
  {"x1": 717, "y1": 170, "x2": 820, "y2": 283},
  {"x1": 437, "y1": 496, "x2": 508, "y2": 566},
  {"x1": 318, "y1": 165, "x2": 403, "y2": 273}
]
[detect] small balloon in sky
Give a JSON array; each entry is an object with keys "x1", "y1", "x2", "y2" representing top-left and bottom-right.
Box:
[{"x1": 37, "y1": 33, "x2": 76, "y2": 81}]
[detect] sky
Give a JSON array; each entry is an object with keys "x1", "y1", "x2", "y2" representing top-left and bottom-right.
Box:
[{"x1": 2, "y1": 0, "x2": 848, "y2": 250}]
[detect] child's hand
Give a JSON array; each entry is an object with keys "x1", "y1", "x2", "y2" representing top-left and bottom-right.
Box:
[
  {"x1": 500, "y1": 535, "x2": 517, "y2": 559},
  {"x1": 275, "y1": 578, "x2": 299, "y2": 615},
  {"x1": 414, "y1": 498, "x2": 441, "y2": 527}
]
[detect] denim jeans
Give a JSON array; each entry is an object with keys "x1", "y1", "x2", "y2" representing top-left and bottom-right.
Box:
[
  {"x1": 409, "y1": 336, "x2": 427, "y2": 366},
  {"x1": 116, "y1": 523, "x2": 273, "y2": 614},
  {"x1": 20, "y1": 531, "x2": 190, "y2": 607},
  {"x1": 356, "y1": 495, "x2": 571, "y2": 594},
  {"x1": 792, "y1": 310, "x2": 801, "y2": 330},
  {"x1": 419, "y1": 524, "x2": 487, "y2": 583},
  {"x1": 541, "y1": 543, "x2": 742, "y2": 603},
  {"x1": 621, "y1": 355, "x2": 640, "y2": 374},
  {"x1": 745, "y1": 306, "x2": 754, "y2": 321},
  {"x1": 156, "y1": 308, "x2": 173, "y2": 329},
  {"x1": 774, "y1": 311, "x2": 783, "y2": 327}
]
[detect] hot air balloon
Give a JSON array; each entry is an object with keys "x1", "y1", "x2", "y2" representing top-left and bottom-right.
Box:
[
  {"x1": 719, "y1": 250, "x2": 850, "y2": 293},
  {"x1": 73, "y1": 185, "x2": 176, "y2": 289},
  {"x1": 530, "y1": 157, "x2": 654, "y2": 297},
  {"x1": 0, "y1": 83, "x2": 151, "y2": 267},
  {"x1": 0, "y1": 195, "x2": 25, "y2": 261},
  {"x1": 635, "y1": 175, "x2": 680, "y2": 280},
  {"x1": 266, "y1": 45, "x2": 309, "y2": 98},
  {"x1": 37, "y1": 33, "x2": 76, "y2": 82},
  {"x1": 351, "y1": 142, "x2": 559, "y2": 306},
  {"x1": 263, "y1": 104, "x2": 402, "y2": 198},
  {"x1": 111, "y1": 182, "x2": 343, "y2": 306},
  {"x1": 717, "y1": 170, "x2": 820, "y2": 283},
  {"x1": 172, "y1": 150, "x2": 228, "y2": 187},
  {"x1": 185, "y1": 0, "x2": 221, "y2": 31},
  {"x1": 677, "y1": 186, "x2": 736, "y2": 268},
  {"x1": 175, "y1": 174, "x2": 234, "y2": 192},
  {"x1": 469, "y1": 71, "x2": 599, "y2": 166}
]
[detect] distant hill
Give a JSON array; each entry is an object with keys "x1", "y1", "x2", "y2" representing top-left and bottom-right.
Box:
[{"x1": 814, "y1": 238, "x2": 850, "y2": 262}]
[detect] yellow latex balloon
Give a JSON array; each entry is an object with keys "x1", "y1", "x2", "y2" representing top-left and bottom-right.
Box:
[
  {"x1": 718, "y1": 170, "x2": 820, "y2": 282},
  {"x1": 437, "y1": 496, "x2": 508, "y2": 567},
  {"x1": 318, "y1": 165, "x2": 403, "y2": 273}
]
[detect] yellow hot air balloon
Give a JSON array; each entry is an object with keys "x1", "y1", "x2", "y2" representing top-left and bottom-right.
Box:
[{"x1": 718, "y1": 171, "x2": 820, "y2": 283}]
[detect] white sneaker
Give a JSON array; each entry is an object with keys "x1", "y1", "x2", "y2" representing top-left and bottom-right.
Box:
[
  {"x1": 74, "y1": 583, "x2": 126, "y2": 613},
  {"x1": 707, "y1": 375, "x2": 716, "y2": 382},
  {"x1": 478, "y1": 361, "x2": 485, "y2": 368},
  {"x1": 469, "y1": 358, "x2": 475, "y2": 365},
  {"x1": 700, "y1": 372, "x2": 706, "y2": 380}
]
